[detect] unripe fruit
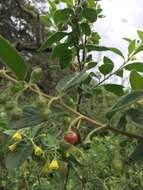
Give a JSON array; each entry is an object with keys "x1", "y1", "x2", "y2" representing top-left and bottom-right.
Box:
[
  {"x1": 8, "y1": 143, "x2": 17, "y2": 151},
  {"x1": 64, "y1": 131, "x2": 78, "y2": 145},
  {"x1": 112, "y1": 159, "x2": 123, "y2": 172},
  {"x1": 34, "y1": 145, "x2": 43, "y2": 156},
  {"x1": 31, "y1": 67, "x2": 43, "y2": 82},
  {"x1": 35, "y1": 97, "x2": 47, "y2": 108},
  {"x1": 10, "y1": 107, "x2": 23, "y2": 120},
  {"x1": 12, "y1": 131, "x2": 22, "y2": 142},
  {"x1": 5, "y1": 101, "x2": 16, "y2": 110},
  {"x1": 49, "y1": 159, "x2": 59, "y2": 170},
  {"x1": 41, "y1": 109, "x2": 51, "y2": 120},
  {"x1": 10, "y1": 82, "x2": 23, "y2": 93},
  {"x1": 0, "y1": 112, "x2": 7, "y2": 119},
  {"x1": 0, "y1": 95, "x2": 7, "y2": 105}
]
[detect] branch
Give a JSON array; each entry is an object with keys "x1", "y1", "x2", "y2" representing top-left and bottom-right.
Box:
[
  {"x1": 2, "y1": 71, "x2": 143, "y2": 141},
  {"x1": 15, "y1": 0, "x2": 37, "y2": 19},
  {"x1": 14, "y1": 41, "x2": 52, "y2": 52}
]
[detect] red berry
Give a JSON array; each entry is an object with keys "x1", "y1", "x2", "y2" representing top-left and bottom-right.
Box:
[{"x1": 64, "y1": 131, "x2": 78, "y2": 145}]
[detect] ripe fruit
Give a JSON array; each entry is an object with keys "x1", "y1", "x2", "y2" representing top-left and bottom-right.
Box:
[
  {"x1": 8, "y1": 143, "x2": 17, "y2": 151},
  {"x1": 34, "y1": 145, "x2": 43, "y2": 156},
  {"x1": 112, "y1": 159, "x2": 123, "y2": 172},
  {"x1": 12, "y1": 131, "x2": 22, "y2": 142},
  {"x1": 64, "y1": 131, "x2": 78, "y2": 145},
  {"x1": 49, "y1": 159, "x2": 59, "y2": 170}
]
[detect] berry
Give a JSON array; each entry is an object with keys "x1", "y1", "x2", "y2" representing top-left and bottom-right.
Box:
[
  {"x1": 10, "y1": 82, "x2": 23, "y2": 93},
  {"x1": 112, "y1": 159, "x2": 123, "y2": 172},
  {"x1": 64, "y1": 131, "x2": 78, "y2": 145},
  {"x1": 31, "y1": 67, "x2": 43, "y2": 82},
  {"x1": 5, "y1": 101, "x2": 16, "y2": 110},
  {"x1": 10, "y1": 107, "x2": 23, "y2": 120},
  {"x1": 41, "y1": 109, "x2": 51, "y2": 120},
  {"x1": 35, "y1": 97, "x2": 47, "y2": 107},
  {"x1": 0, "y1": 95, "x2": 7, "y2": 105}
]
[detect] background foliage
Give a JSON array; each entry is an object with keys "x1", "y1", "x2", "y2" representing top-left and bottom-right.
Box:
[{"x1": 1, "y1": 0, "x2": 143, "y2": 190}]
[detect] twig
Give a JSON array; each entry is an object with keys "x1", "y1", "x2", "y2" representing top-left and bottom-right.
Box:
[
  {"x1": 2, "y1": 71, "x2": 143, "y2": 141},
  {"x1": 16, "y1": 0, "x2": 37, "y2": 18},
  {"x1": 71, "y1": 164, "x2": 87, "y2": 190}
]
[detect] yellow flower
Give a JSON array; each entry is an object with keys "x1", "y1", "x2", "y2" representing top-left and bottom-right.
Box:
[
  {"x1": 8, "y1": 143, "x2": 17, "y2": 151},
  {"x1": 49, "y1": 159, "x2": 59, "y2": 170},
  {"x1": 12, "y1": 131, "x2": 22, "y2": 142},
  {"x1": 34, "y1": 145, "x2": 43, "y2": 156}
]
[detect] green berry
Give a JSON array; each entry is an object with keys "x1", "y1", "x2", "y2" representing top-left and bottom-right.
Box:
[
  {"x1": 31, "y1": 67, "x2": 43, "y2": 82},
  {"x1": 10, "y1": 82, "x2": 23, "y2": 93},
  {"x1": 10, "y1": 107, "x2": 23, "y2": 120},
  {"x1": 5, "y1": 101, "x2": 17, "y2": 111},
  {"x1": 0, "y1": 95, "x2": 7, "y2": 105},
  {"x1": 35, "y1": 97, "x2": 47, "y2": 107},
  {"x1": 41, "y1": 109, "x2": 51, "y2": 120},
  {"x1": 0, "y1": 112, "x2": 7, "y2": 119}
]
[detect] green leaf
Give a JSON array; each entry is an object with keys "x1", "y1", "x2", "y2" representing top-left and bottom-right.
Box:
[
  {"x1": 38, "y1": 32, "x2": 68, "y2": 51},
  {"x1": 86, "y1": 44, "x2": 108, "y2": 51},
  {"x1": 116, "y1": 115, "x2": 127, "y2": 129},
  {"x1": 47, "y1": 0, "x2": 57, "y2": 12},
  {"x1": 85, "y1": 45, "x2": 124, "y2": 58},
  {"x1": 54, "y1": 8, "x2": 73, "y2": 24},
  {"x1": 128, "y1": 40, "x2": 136, "y2": 55},
  {"x1": 90, "y1": 32, "x2": 101, "y2": 44},
  {"x1": 87, "y1": 61, "x2": 97, "y2": 69},
  {"x1": 127, "y1": 108, "x2": 143, "y2": 127},
  {"x1": 134, "y1": 44, "x2": 143, "y2": 55},
  {"x1": 106, "y1": 89, "x2": 143, "y2": 119},
  {"x1": 122, "y1": 37, "x2": 132, "y2": 43},
  {"x1": 124, "y1": 62, "x2": 143, "y2": 72},
  {"x1": 129, "y1": 141, "x2": 143, "y2": 163},
  {"x1": 0, "y1": 35, "x2": 27, "y2": 80},
  {"x1": 130, "y1": 70, "x2": 143, "y2": 90},
  {"x1": 56, "y1": 70, "x2": 89, "y2": 93},
  {"x1": 82, "y1": 8, "x2": 97, "y2": 23},
  {"x1": 6, "y1": 143, "x2": 32, "y2": 172},
  {"x1": 40, "y1": 14, "x2": 51, "y2": 26},
  {"x1": 52, "y1": 43, "x2": 69, "y2": 58},
  {"x1": 137, "y1": 30, "x2": 143, "y2": 41},
  {"x1": 7, "y1": 106, "x2": 44, "y2": 129},
  {"x1": 51, "y1": 43, "x2": 72, "y2": 69},
  {"x1": 59, "y1": 49, "x2": 73, "y2": 69},
  {"x1": 103, "y1": 84, "x2": 124, "y2": 96},
  {"x1": 80, "y1": 22, "x2": 91, "y2": 36},
  {"x1": 99, "y1": 56, "x2": 114, "y2": 75},
  {"x1": 108, "y1": 48, "x2": 124, "y2": 59},
  {"x1": 115, "y1": 69, "x2": 123, "y2": 78}
]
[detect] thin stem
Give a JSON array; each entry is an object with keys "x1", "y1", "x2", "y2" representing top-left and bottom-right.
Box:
[
  {"x1": 2, "y1": 72, "x2": 143, "y2": 141},
  {"x1": 71, "y1": 164, "x2": 86, "y2": 190},
  {"x1": 64, "y1": 165, "x2": 70, "y2": 190},
  {"x1": 94, "y1": 56, "x2": 132, "y2": 89}
]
